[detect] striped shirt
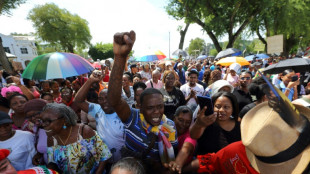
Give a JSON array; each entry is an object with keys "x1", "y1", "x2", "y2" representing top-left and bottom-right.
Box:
[{"x1": 124, "y1": 108, "x2": 178, "y2": 161}]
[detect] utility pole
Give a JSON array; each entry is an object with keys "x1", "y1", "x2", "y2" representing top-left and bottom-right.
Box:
[{"x1": 169, "y1": 32, "x2": 170, "y2": 58}]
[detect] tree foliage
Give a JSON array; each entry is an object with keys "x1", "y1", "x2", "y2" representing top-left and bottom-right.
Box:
[
  {"x1": 0, "y1": 0, "x2": 26, "y2": 15},
  {"x1": 188, "y1": 38, "x2": 206, "y2": 56},
  {"x1": 88, "y1": 43, "x2": 114, "y2": 61},
  {"x1": 249, "y1": 0, "x2": 310, "y2": 56},
  {"x1": 166, "y1": 0, "x2": 268, "y2": 52},
  {"x1": 28, "y1": 3, "x2": 91, "y2": 53}
]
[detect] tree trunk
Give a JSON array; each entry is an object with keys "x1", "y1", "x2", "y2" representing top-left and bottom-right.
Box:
[
  {"x1": 0, "y1": 38, "x2": 14, "y2": 74},
  {"x1": 256, "y1": 29, "x2": 268, "y2": 52},
  {"x1": 179, "y1": 23, "x2": 190, "y2": 50}
]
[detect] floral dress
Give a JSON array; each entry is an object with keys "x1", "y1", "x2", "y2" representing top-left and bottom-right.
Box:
[{"x1": 47, "y1": 130, "x2": 111, "y2": 174}]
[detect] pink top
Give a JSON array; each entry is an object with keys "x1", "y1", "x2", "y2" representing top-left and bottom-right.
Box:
[
  {"x1": 145, "y1": 80, "x2": 163, "y2": 89},
  {"x1": 227, "y1": 74, "x2": 239, "y2": 86},
  {"x1": 178, "y1": 130, "x2": 197, "y2": 164}
]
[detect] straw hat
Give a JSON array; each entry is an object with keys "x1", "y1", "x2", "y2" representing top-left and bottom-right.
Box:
[{"x1": 241, "y1": 102, "x2": 310, "y2": 174}]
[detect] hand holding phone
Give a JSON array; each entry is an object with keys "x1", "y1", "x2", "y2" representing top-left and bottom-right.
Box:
[{"x1": 197, "y1": 96, "x2": 214, "y2": 116}]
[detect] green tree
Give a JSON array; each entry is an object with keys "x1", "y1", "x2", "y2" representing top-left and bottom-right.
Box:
[
  {"x1": 249, "y1": 0, "x2": 310, "y2": 56},
  {"x1": 209, "y1": 49, "x2": 218, "y2": 56},
  {"x1": 0, "y1": 0, "x2": 26, "y2": 15},
  {"x1": 28, "y1": 3, "x2": 91, "y2": 53},
  {"x1": 0, "y1": 0, "x2": 27, "y2": 74},
  {"x1": 88, "y1": 43, "x2": 114, "y2": 61},
  {"x1": 88, "y1": 42, "x2": 134, "y2": 61},
  {"x1": 188, "y1": 38, "x2": 206, "y2": 57},
  {"x1": 166, "y1": 0, "x2": 269, "y2": 52}
]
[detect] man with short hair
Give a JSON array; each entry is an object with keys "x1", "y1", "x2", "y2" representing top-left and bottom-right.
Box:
[
  {"x1": 74, "y1": 73, "x2": 125, "y2": 164},
  {"x1": 129, "y1": 64, "x2": 138, "y2": 77},
  {"x1": 233, "y1": 71, "x2": 253, "y2": 111},
  {"x1": 145, "y1": 70, "x2": 163, "y2": 89},
  {"x1": 108, "y1": 31, "x2": 177, "y2": 174},
  {"x1": 180, "y1": 69, "x2": 204, "y2": 108}
]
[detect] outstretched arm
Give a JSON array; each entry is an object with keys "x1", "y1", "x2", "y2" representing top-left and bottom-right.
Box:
[
  {"x1": 74, "y1": 70, "x2": 105, "y2": 113},
  {"x1": 108, "y1": 31, "x2": 136, "y2": 122}
]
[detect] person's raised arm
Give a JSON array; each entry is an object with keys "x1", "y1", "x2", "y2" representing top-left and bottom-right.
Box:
[
  {"x1": 74, "y1": 69, "x2": 105, "y2": 113},
  {"x1": 190, "y1": 107, "x2": 217, "y2": 139},
  {"x1": 108, "y1": 31, "x2": 136, "y2": 122},
  {"x1": 11, "y1": 76, "x2": 34, "y2": 100}
]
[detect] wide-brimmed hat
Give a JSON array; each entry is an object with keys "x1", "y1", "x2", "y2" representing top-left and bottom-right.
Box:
[
  {"x1": 241, "y1": 102, "x2": 310, "y2": 174},
  {"x1": 210, "y1": 80, "x2": 234, "y2": 96}
]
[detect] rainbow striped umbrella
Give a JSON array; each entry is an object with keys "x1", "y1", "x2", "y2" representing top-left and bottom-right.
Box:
[
  {"x1": 135, "y1": 50, "x2": 166, "y2": 62},
  {"x1": 22, "y1": 52, "x2": 94, "y2": 80}
]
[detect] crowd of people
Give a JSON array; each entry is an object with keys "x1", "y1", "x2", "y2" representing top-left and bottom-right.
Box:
[{"x1": 0, "y1": 30, "x2": 310, "y2": 174}]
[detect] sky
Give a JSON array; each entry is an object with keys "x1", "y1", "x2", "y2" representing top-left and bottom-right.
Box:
[{"x1": 0, "y1": 0, "x2": 214, "y2": 58}]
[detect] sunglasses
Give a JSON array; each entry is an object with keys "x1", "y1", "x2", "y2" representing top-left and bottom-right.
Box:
[{"x1": 240, "y1": 77, "x2": 251, "y2": 80}]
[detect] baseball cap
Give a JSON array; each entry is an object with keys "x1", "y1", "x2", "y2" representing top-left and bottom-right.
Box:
[
  {"x1": 0, "y1": 111, "x2": 13, "y2": 125},
  {"x1": 188, "y1": 69, "x2": 199, "y2": 76}
]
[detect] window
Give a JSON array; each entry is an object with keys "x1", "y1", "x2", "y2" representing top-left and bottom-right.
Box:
[
  {"x1": 4, "y1": 47, "x2": 10, "y2": 53},
  {"x1": 20, "y1": 48, "x2": 28, "y2": 54}
]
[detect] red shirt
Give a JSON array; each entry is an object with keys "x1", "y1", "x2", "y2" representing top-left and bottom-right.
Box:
[{"x1": 197, "y1": 141, "x2": 259, "y2": 174}]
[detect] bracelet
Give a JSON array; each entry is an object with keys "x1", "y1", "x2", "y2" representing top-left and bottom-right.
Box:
[{"x1": 285, "y1": 87, "x2": 292, "y2": 92}]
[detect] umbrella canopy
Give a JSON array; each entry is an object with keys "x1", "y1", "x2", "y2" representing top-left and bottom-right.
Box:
[
  {"x1": 197, "y1": 55, "x2": 208, "y2": 60},
  {"x1": 135, "y1": 50, "x2": 166, "y2": 62},
  {"x1": 92, "y1": 62, "x2": 102, "y2": 69},
  {"x1": 263, "y1": 58, "x2": 310, "y2": 74},
  {"x1": 215, "y1": 48, "x2": 241, "y2": 60},
  {"x1": 22, "y1": 52, "x2": 94, "y2": 80},
  {"x1": 245, "y1": 54, "x2": 270, "y2": 61},
  {"x1": 172, "y1": 49, "x2": 188, "y2": 58},
  {"x1": 216, "y1": 56, "x2": 250, "y2": 66}
]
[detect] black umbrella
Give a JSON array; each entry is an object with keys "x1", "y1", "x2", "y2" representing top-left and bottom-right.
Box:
[
  {"x1": 215, "y1": 48, "x2": 241, "y2": 60},
  {"x1": 172, "y1": 49, "x2": 189, "y2": 58},
  {"x1": 263, "y1": 58, "x2": 310, "y2": 74}
]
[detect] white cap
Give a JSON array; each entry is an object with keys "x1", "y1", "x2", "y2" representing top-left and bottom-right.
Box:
[
  {"x1": 211, "y1": 80, "x2": 234, "y2": 96},
  {"x1": 177, "y1": 63, "x2": 183, "y2": 67},
  {"x1": 229, "y1": 63, "x2": 241, "y2": 74},
  {"x1": 165, "y1": 61, "x2": 172, "y2": 66}
]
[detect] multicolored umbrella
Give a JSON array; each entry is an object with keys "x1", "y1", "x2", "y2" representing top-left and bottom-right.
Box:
[
  {"x1": 216, "y1": 56, "x2": 250, "y2": 66},
  {"x1": 135, "y1": 50, "x2": 166, "y2": 62},
  {"x1": 22, "y1": 52, "x2": 94, "y2": 80}
]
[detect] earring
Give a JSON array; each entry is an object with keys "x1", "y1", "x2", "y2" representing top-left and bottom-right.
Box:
[{"x1": 63, "y1": 124, "x2": 67, "y2": 129}]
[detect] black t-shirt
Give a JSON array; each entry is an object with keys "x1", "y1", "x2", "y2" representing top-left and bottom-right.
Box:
[
  {"x1": 159, "y1": 87, "x2": 186, "y2": 120},
  {"x1": 239, "y1": 102, "x2": 256, "y2": 118},
  {"x1": 196, "y1": 121, "x2": 241, "y2": 155},
  {"x1": 233, "y1": 88, "x2": 253, "y2": 111}
]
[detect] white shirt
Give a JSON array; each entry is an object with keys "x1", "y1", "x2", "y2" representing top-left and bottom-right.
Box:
[
  {"x1": 139, "y1": 71, "x2": 152, "y2": 82},
  {"x1": 180, "y1": 83, "x2": 204, "y2": 107},
  {"x1": 145, "y1": 79, "x2": 163, "y2": 89},
  {"x1": 88, "y1": 103, "x2": 125, "y2": 163},
  {"x1": 0, "y1": 130, "x2": 36, "y2": 171}
]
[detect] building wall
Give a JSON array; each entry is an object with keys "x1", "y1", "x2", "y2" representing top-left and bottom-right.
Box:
[{"x1": 0, "y1": 33, "x2": 38, "y2": 69}]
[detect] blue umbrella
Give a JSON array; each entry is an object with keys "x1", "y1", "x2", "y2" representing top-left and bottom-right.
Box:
[
  {"x1": 245, "y1": 54, "x2": 270, "y2": 61},
  {"x1": 197, "y1": 55, "x2": 208, "y2": 60}
]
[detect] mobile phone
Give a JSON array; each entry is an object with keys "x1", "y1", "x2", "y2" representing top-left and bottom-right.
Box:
[
  {"x1": 291, "y1": 75, "x2": 298, "y2": 82},
  {"x1": 197, "y1": 96, "x2": 214, "y2": 116}
]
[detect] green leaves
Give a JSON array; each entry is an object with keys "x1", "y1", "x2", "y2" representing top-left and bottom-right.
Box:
[
  {"x1": 188, "y1": 38, "x2": 206, "y2": 56},
  {"x1": 27, "y1": 3, "x2": 91, "y2": 53},
  {"x1": 0, "y1": 0, "x2": 26, "y2": 16}
]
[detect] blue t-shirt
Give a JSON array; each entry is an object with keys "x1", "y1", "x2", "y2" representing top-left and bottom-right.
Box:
[
  {"x1": 88, "y1": 103, "x2": 125, "y2": 162},
  {"x1": 280, "y1": 82, "x2": 294, "y2": 101},
  {"x1": 124, "y1": 108, "x2": 178, "y2": 161}
]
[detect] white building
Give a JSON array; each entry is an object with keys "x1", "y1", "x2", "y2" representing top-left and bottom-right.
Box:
[{"x1": 0, "y1": 33, "x2": 38, "y2": 69}]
